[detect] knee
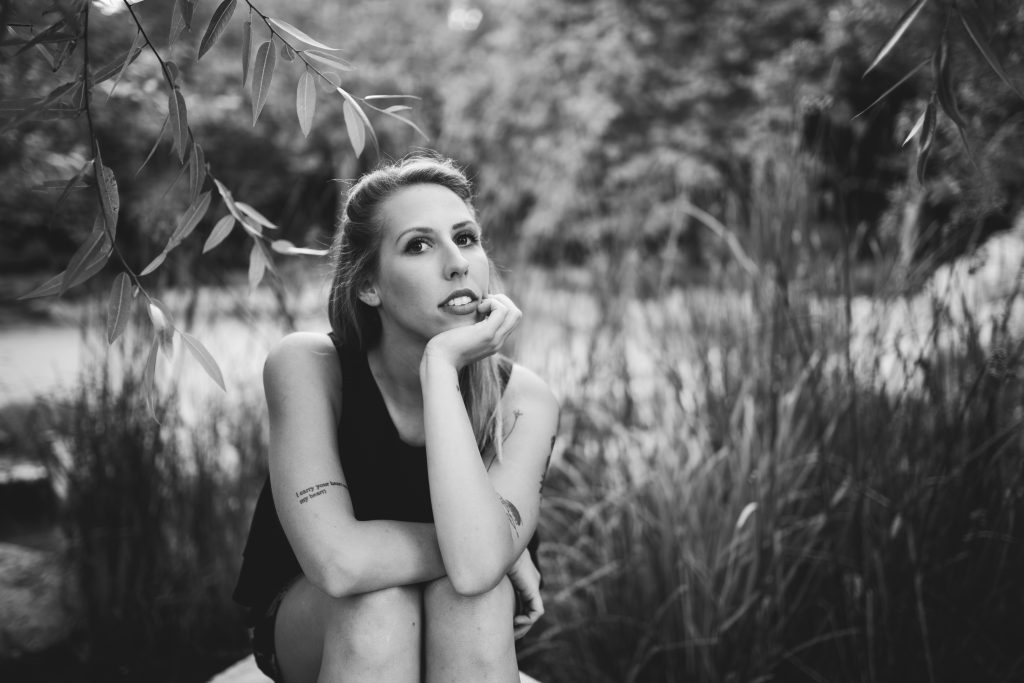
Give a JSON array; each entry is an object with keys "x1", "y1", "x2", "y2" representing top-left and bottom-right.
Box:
[
  {"x1": 325, "y1": 585, "x2": 422, "y2": 663},
  {"x1": 425, "y1": 576, "x2": 515, "y2": 659}
]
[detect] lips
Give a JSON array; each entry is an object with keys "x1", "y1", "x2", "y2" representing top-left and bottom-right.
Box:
[
  {"x1": 439, "y1": 289, "x2": 480, "y2": 315},
  {"x1": 439, "y1": 289, "x2": 479, "y2": 308}
]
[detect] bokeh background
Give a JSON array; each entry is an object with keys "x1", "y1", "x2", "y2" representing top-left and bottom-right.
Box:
[{"x1": 2, "y1": 0, "x2": 1023, "y2": 681}]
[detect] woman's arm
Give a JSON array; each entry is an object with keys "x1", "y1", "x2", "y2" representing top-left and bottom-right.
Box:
[
  {"x1": 420, "y1": 297, "x2": 560, "y2": 596},
  {"x1": 266, "y1": 332, "x2": 447, "y2": 597}
]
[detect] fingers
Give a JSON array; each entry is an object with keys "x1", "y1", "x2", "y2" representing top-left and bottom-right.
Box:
[
  {"x1": 512, "y1": 593, "x2": 544, "y2": 639},
  {"x1": 479, "y1": 294, "x2": 521, "y2": 346}
]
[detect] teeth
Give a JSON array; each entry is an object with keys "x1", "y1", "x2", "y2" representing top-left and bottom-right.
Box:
[{"x1": 446, "y1": 296, "x2": 472, "y2": 307}]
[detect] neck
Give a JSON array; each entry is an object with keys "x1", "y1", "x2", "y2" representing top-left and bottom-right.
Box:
[{"x1": 368, "y1": 328, "x2": 427, "y2": 405}]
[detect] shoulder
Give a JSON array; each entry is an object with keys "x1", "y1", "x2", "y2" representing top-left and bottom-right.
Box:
[
  {"x1": 263, "y1": 332, "x2": 342, "y2": 410},
  {"x1": 504, "y1": 362, "x2": 559, "y2": 422}
]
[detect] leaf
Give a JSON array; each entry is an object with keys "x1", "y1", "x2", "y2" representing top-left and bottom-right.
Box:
[
  {"x1": 863, "y1": 0, "x2": 930, "y2": 76},
  {"x1": 956, "y1": 3, "x2": 1023, "y2": 99},
  {"x1": 106, "y1": 272, "x2": 132, "y2": 344},
  {"x1": 165, "y1": 61, "x2": 181, "y2": 87},
  {"x1": 279, "y1": 40, "x2": 295, "y2": 61},
  {"x1": 169, "y1": 0, "x2": 189, "y2": 45},
  {"x1": 366, "y1": 101, "x2": 430, "y2": 142},
  {"x1": 148, "y1": 299, "x2": 177, "y2": 356},
  {"x1": 932, "y1": 40, "x2": 965, "y2": 129},
  {"x1": 169, "y1": 88, "x2": 188, "y2": 162},
  {"x1": 107, "y1": 31, "x2": 146, "y2": 101},
  {"x1": 169, "y1": 190, "x2": 212, "y2": 247},
  {"x1": 316, "y1": 70, "x2": 343, "y2": 91},
  {"x1": 235, "y1": 202, "x2": 276, "y2": 229},
  {"x1": 902, "y1": 109, "x2": 926, "y2": 147},
  {"x1": 14, "y1": 18, "x2": 69, "y2": 56},
  {"x1": 271, "y1": 240, "x2": 328, "y2": 256},
  {"x1": 241, "y1": 19, "x2": 252, "y2": 86},
  {"x1": 198, "y1": 0, "x2": 236, "y2": 60},
  {"x1": 93, "y1": 45, "x2": 142, "y2": 85},
  {"x1": 179, "y1": 331, "x2": 226, "y2": 391},
  {"x1": 853, "y1": 58, "x2": 928, "y2": 119},
  {"x1": 916, "y1": 98, "x2": 936, "y2": 183},
  {"x1": 96, "y1": 161, "x2": 119, "y2": 238},
  {"x1": 18, "y1": 272, "x2": 65, "y2": 300},
  {"x1": 343, "y1": 100, "x2": 365, "y2": 157},
  {"x1": 143, "y1": 336, "x2": 160, "y2": 422},
  {"x1": 137, "y1": 115, "x2": 169, "y2": 176},
  {"x1": 188, "y1": 140, "x2": 206, "y2": 201},
  {"x1": 248, "y1": 241, "x2": 267, "y2": 289},
  {"x1": 0, "y1": 80, "x2": 79, "y2": 135},
  {"x1": 303, "y1": 49, "x2": 354, "y2": 74},
  {"x1": 140, "y1": 251, "x2": 167, "y2": 277},
  {"x1": 337, "y1": 88, "x2": 378, "y2": 154},
  {"x1": 61, "y1": 216, "x2": 113, "y2": 294},
  {"x1": 203, "y1": 215, "x2": 235, "y2": 253},
  {"x1": 383, "y1": 105, "x2": 413, "y2": 114},
  {"x1": 296, "y1": 69, "x2": 316, "y2": 137},
  {"x1": 364, "y1": 94, "x2": 422, "y2": 101},
  {"x1": 267, "y1": 18, "x2": 341, "y2": 52},
  {"x1": 43, "y1": 160, "x2": 94, "y2": 229},
  {"x1": 251, "y1": 40, "x2": 277, "y2": 125}
]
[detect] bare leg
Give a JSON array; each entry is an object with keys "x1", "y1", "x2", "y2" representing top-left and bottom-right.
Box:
[
  {"x1": 423, "y1": 576, "x2": 519, "y2": 683},
  {"x1": 274, "y1": 576, "x2": 423, "y2": 683}
]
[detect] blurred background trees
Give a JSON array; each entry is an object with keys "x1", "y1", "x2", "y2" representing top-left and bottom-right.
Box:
[{"x1": 3, "y1": 0, "x2": 1021, "y2": 288}]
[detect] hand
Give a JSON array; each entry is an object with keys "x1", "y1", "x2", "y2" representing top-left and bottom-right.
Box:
[
  {"x1": 423, "y1": 294, "x2": 522, "y2": 371},
  {"x1": 507, "y1": 549, "x2": 544, "y2": 639}
]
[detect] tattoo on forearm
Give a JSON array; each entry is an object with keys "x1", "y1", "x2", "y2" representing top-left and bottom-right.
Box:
[
  {"x1": 295, "y1": 480, "x2": 347, "y2": 505},
  {"x1": 502, "y1": 409, "x2": 523, "y2": 444},
  {"x1": 499, "y1": 495, "x2": 522, "y2": 538},
  {"x1": 539, "y1": 434, "x2": 555, "y2": 495}
]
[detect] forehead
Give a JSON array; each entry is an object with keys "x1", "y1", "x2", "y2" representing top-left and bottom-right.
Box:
[{"x1": 378, "y1": 183, "x2": 474, "y2": 234}]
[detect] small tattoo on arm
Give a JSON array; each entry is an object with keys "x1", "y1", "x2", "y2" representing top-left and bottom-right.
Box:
[
  {"x1": 499, "y1": 495, "x2": 522, "y2": 538},
  {"x1": 294, "y1": 480, "x2": 347, "y2": 505}
]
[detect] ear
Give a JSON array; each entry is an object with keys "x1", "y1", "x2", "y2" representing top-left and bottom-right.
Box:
[{"x1": 357, "y1": 282, "x2": 381, "y2": 307}]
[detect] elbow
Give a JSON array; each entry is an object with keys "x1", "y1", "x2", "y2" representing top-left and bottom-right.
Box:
[{"x1": 309, "y1": 556, "x2": 361, "y2": 599}]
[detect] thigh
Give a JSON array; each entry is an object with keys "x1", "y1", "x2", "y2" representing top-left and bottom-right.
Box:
[
  {"x1": 274, "y1": 576, "x2": 424, "y2": 683},
  {"x1": 423, "y1": 576, "x2": 518, "y2": 683}
]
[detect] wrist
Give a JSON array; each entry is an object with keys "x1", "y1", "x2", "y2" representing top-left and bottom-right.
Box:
[{"x1": 420, "y1": 346, "x2": 459, "y2": 381}]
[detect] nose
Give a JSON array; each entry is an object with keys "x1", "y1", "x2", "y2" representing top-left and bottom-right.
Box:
[{"x1": 443, "y1": 241, "x2": 470, "y2": 280}]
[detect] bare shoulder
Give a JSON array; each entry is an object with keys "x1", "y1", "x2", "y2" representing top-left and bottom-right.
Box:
[
  {"x1": 504, "y1": 361, "x2": 559, "y2": 422},
  {"x1": 264, "y1": 332, "x2": 342, "y2": 410}
]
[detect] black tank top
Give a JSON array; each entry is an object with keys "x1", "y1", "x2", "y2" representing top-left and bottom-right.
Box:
[{"x1": 233, "y1": 333, "x2": 538, "y2": 619}]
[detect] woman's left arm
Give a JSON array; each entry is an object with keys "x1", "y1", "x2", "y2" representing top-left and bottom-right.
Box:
[{"x1": 421, "y1": 348, "x2": 558, "y2": 597}]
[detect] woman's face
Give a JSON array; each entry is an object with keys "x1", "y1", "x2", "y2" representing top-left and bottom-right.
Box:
[{"x1": 364, "y1": 183, "x2": 491, "y2": 345}]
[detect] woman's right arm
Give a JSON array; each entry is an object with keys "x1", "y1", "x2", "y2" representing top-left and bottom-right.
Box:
[{"x1": 265, "y1": 332, "x2": 446, "y2": 597}]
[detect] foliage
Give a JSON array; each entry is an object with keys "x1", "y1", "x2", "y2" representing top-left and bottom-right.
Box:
[{"x1": 1, "y1": 0, "x2": 428, "y2": 399}]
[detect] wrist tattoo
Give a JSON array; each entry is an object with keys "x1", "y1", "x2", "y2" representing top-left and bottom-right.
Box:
[
  {"x1": 499, "y1": 495, "x2": 522, "y2": 538},
  {"x1": 295, "y1": 480, "x2": 347, "y2": 505}
]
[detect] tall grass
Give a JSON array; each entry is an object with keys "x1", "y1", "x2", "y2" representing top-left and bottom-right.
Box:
[
  {"x1": 515, "y1": 153, "x2": 1024, "y2": 682},
  {"x1": 26, "y1": 316, "x2": 269, "y2": 681}
]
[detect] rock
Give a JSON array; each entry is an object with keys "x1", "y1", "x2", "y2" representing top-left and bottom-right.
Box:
[
  {"x1": 0, "y1": 542, "x2": 74, "y2": 658},
  {"x1": 209, "y1": 654, "x2": 544, "y2": 682}
]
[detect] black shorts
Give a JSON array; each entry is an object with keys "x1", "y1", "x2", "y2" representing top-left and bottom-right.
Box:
[{"x1": 249, "y1": 578, "x2": 297, "y2": 682}]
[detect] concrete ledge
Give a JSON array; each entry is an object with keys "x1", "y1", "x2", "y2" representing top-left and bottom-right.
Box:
[{"x1": 209, "y1": 654, "x2": 543, "y2": 682}]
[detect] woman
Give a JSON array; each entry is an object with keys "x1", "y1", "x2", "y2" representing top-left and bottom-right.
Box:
[{"x1": 234, "y1": 154, "x2": 559, "y2": 683}]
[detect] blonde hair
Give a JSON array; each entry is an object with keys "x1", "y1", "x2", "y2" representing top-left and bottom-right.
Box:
[{"x1": 327, "y1": 153, "x2": 506, "y2": 460}]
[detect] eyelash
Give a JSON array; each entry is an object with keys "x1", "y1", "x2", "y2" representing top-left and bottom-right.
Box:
[{"x1": 405, "y1": 231, "x2": 480, "y2": 253}]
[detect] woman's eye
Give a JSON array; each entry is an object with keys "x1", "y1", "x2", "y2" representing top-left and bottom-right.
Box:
[
  {"x1": 405, "y1": 238, "x2": 429, "y2": 254},
  {"x1": 455, "y1": 232, "x2": 480, "y2": 247}
]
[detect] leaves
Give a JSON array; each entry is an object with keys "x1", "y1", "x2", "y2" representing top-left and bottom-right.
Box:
[
  {"x1": 365, "y1": 100, "x2": 430, "y2": 141},
  {"x1": 148, "y1": 299, "x2": 176, "y2": 355},
  {"x1": 267, "y1": 18, "x2": 341, "y2": 52},
  {"x1": 140, "y1": 252, "x2": 167, "y2": 277},
  {"x1": 107, "y1": 31, "x2": 146, "y2": 102},
  {"x1": 271, "y1": 239, "x2": 328, "y2": 256},
  {"x1": 170, "y1": 190, "x2": 212, "y2": 247},
  {"x1": 169, "y1": 88, "x2": 189, "y2": 162},
  {"x1": 248, "y1": 241, "x2": 268, "y2": 290},
  {"x1": 956, "y1": 2, "x2": 1023, "y2": 99},
  {"x1": 296, "y1": 69, "x2": 316, "y2": 137},
  {"x1": 95, "y1": 154, "x2": 120, "y2": 238},
  {"x1": 863, "y1": 0, "x2": 930, "y2": 76},
  {"x1": 188, "y1": 141, "x2": 207, "y2": 201},
  {"x1": 241, "y1": 18, "x2": 253, "y2": 86},
  {"x1": 62, "y1": 215, "x2": 113, "y2": 294},
  {"x1": 203, "y1": 215, "x2": 236, "y2": 253},
  {"x1": 235, "y1": 201, "x2": 277, "y2": 229},
  {"x1": 18, "y1": 272, "x2": 66, "y2": 300},
  {"x1": 106, "y1": 272, "x2": 132, "y2": 344},
  {"x1": 198, "y1": 0, "x2": 236, "y2": 60},
  {"x1": 251, "y1": 40, "x2": 277, "y2": 125},
  {"x1": 853, "y1": 58, "x2": 928, "y2": 120},
  {"x1": 169, "y1": 0, "x2": 190, "y2": 45},
  {"x1": 902, "y1": 108, "x2": 927, "y2": 147},
  {"x1": 179, "y1": 331, "x2": 226, "y2": 391},
  {"x1": 303, "y1": 49, "x2": 354, "y2": 75},
  {"x1": 343, "y1": 100, "x2": 365, "y2": 157},
  {"x1": 917, "y1": 97, "x2": 937, "y2": 183}
]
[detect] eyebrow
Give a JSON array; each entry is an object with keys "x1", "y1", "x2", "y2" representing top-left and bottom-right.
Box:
[{"x1": 394, "y1": 221, "x2": 479, "y2": 245}]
